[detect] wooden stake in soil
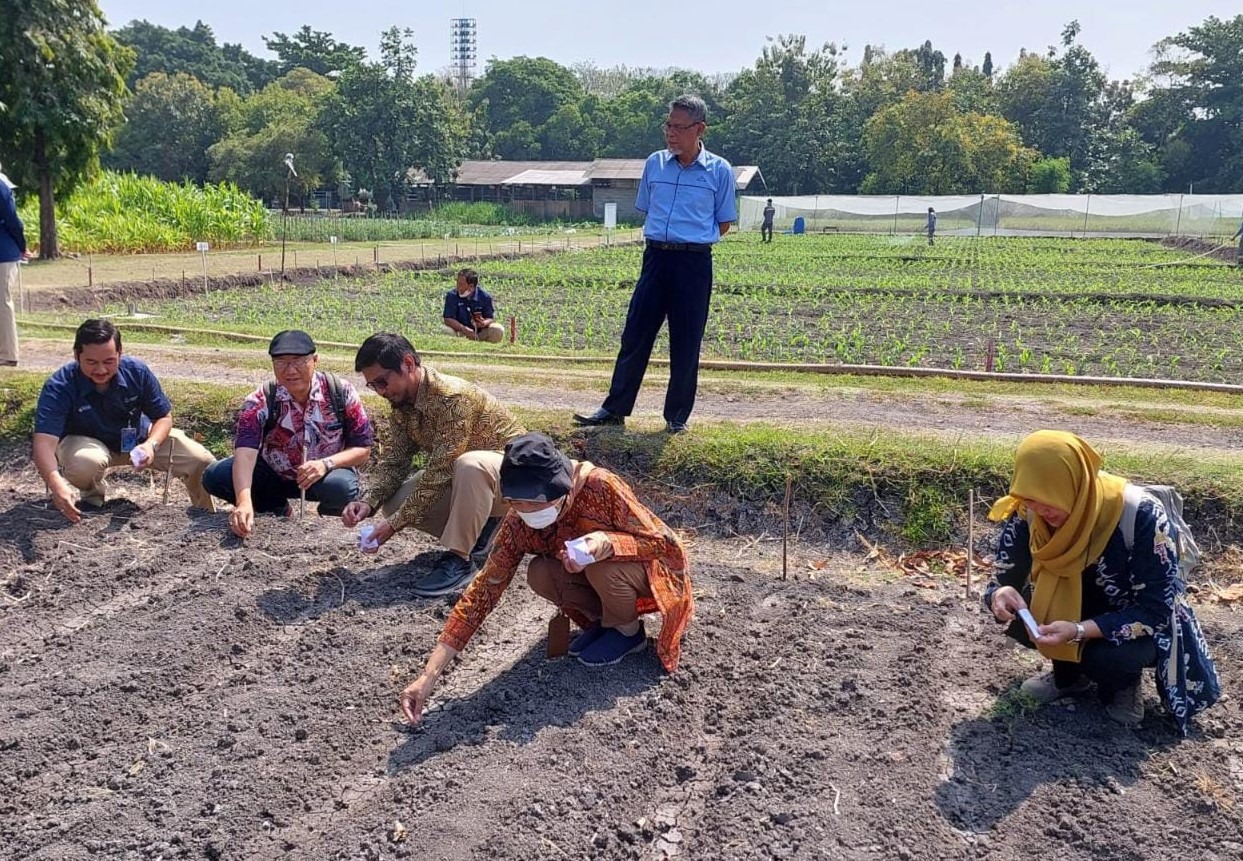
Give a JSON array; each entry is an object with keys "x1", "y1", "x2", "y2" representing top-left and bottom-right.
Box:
[
  {"x1": 781, "y1": 473, "x2": 792, "y2": 581},
  {"x1": 162, "y1": 435, "x2": 176, "y2": 504},
  {"x1": 966, "y1": 489, "x2": 975, "y2": 599},
  {"x1": 300, "y1": 443, "x2": 308, "y2": 519}
]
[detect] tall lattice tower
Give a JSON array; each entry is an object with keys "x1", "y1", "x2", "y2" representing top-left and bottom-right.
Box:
[{"x1": 450, "y1": 18, "x2": 477, "y2": 91}]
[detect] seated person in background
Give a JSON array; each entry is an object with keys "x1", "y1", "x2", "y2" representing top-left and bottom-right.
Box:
[
  {"x1": 442, "y1": 268, "x2": 504, "y2": 344},
  {"x1": 984, "y1": 430, "x2": 1220, "y2": 733},
  {"x1": 398, "y1": 432, "x2": 694, "y2": 726},
  {"x1": 33, "y1": 318, "x2": 216, "y2": 521},
  {"x1": 203, "y1": 330, "x2": 373, "y2": 537},
  {"x1": 343, "y1": 332, "x2": 525, "y2": 597}
]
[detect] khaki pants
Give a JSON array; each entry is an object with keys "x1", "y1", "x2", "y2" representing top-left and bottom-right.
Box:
[
  {"x1": 526, "y1": 555, "x2": 654, "y2": 633},
  {"x1": 0, "y1": 261, "x2": 17, "y2": 364},
  {"x1": 380, "y1": 450, "x2": 507, "y2": 555},
  {"x1": 58, "y1": 429, "x2": 217, "y2": 510},
  {"x1": 442, "y1": 323, "x2": 504, "y2": 344}
]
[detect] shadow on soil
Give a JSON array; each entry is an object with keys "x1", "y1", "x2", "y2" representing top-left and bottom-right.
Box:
[
  {"x1": 936, "y1": 703, "x2": 1181, "y2": 832},
  {"x1": 255, "y1": 549, "x2": 447, "y2": 622},
  {"x1": 385, "y1": 640, "x2": 663, "y2": 775}
]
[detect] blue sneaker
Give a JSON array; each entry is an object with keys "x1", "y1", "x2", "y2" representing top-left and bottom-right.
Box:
[
  {"x1": 567, "y1": 624, "x2": 606, "y2": 657},
  {"x1": 577, "y1": 627, "x2": 647, "y2": 667}
]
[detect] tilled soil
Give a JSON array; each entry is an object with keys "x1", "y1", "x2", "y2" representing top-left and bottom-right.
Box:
[{"x1": 2, "y1": 467, "x2": 1242, "y2": 861}]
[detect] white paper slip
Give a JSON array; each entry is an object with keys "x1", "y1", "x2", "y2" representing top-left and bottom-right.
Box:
[
  {"x1": 358, "y1": 524, "x2": 381, "y2": 552},
  {"x1": 565, "y1": 537, "x2": 595, "y2": 566},
  {"x1": 129, "y1": 448, "x2": 149, "y2": 467},
  {"x1": 1018, "y1": 608, "x2": 1042, "y2": 640}
]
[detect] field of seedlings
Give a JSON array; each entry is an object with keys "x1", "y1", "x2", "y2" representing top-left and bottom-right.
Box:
[{"x1": 58, "y1": 233, "x2": 1243, "y2": 382}]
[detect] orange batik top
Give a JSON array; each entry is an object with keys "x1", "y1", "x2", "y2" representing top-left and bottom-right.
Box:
[{"x1": 438, "y1": 462, "x2": 693, "y2": 671}]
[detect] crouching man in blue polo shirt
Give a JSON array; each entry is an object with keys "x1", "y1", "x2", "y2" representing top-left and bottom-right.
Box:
[
  {"x1": 33, "y1": 319, "x2": 217, "y2": 522},
  {"x1": 575, "y1": 94, "x2": 736, "y2": 434}
]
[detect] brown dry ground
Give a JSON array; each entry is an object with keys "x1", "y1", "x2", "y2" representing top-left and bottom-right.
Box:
[{"x1": 2, "y1": 454, "x2": 1242, "y2": 861}]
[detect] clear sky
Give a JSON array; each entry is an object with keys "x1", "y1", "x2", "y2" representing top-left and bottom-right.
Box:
[{"x1": 98, "y1": 1, "x2": 1237, "y2": 82}]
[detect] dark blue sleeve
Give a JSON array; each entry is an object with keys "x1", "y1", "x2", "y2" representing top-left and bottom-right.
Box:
[
  {"x1": 0, "y1": 184, "x2": 27, "y2": 253},
  {"x1": 139, "y1": 364, "x2": 172, "y2": 421},
  {"x1": 983, "y1": 515, "x2": 1032, "y2": 610},
  {"x1": 1091, "y1": 500, "x2": 1177, "y2": 643},
  {"x1": 33, "y1": 372, "x2": 72, "y2": 438},
  {"x1": 442, "y1": 291, "x2": 456, "y2": 320}
]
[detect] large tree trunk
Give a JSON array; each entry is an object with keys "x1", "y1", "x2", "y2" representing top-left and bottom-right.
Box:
[{"x1": 34, "y1": 128, "x2": 59, "y2": 260}]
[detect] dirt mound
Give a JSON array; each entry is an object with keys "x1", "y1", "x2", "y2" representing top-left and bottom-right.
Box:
[
  {"x1": 1160, "y1": 236, "x2": 1240, "y2": 264},
  {"x1": 2, "y1": 472, "x2": 1242, "y2": 860}
]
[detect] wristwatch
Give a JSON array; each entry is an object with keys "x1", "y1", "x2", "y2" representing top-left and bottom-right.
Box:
[
  {"x1": 323, "y1": 457, "x2": 336, "y2": 472},
  {"x1": 1070, "y1": 622, "x2": 1086, "y2": 644}
]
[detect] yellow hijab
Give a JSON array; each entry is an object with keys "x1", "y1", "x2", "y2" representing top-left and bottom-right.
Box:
[{"x1": 988, "y1": 431, "x2": 1127, "y2": 662}]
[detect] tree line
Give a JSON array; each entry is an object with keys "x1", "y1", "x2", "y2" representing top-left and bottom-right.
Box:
[{"x1": 1, "y1": 5, "x2": 1240, "y2": 257}]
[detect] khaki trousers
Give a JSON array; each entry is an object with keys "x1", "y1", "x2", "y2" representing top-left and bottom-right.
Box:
[
  {"x1": 380, "y1": 449, "x2": 506, "y2": 556},
  {"x1": 57, "y1": 429, "x2": 217, "y2": 510},
  {"x1": 526, "y1": 555, "x2": 654, "y2": 631},
  {"x1": 442, "y1": 323, "x2": 505, "y2": 344},
  {"x1": 0, "y1": 261, "x2": 18, "y2": 363}
]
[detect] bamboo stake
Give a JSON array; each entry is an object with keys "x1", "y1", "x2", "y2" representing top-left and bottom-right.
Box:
[
  {"x1": 781, "y1": 473, "x2": 792, "y2": 581},
  {"x1": 162, "y1": 436, "x2": 176, "y2": 504},
  {"x1": 966, "y1": 489, "x2": 975, "y2": 599}
]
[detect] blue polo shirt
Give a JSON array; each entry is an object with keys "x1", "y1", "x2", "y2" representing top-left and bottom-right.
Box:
[
  {"x1": 34, "y1": 356, "x2": 173, "y2": 451},
  {"x1": 636, "y1": 146, "x2": 737, "y2": 245},
  {"x1": 442, "y1": 285, "x2": 496, "y2": 328}
]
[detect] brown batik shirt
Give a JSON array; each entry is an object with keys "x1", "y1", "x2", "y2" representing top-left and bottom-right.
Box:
[{"x1": 364, "y1": 365, "x2": 525, "y2": 532}]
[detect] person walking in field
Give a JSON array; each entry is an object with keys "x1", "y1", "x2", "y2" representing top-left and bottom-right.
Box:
[
  {"x1": 761, "y1": 198, "x2": 776, "y2": 243},
  {"x1": 342, "y1": 332, "x2": 526, "y2": 597},
  {"x1": 983, "y1": 430, "x2": 1219, "y2": 732},
  {"x1": 32, "y1": 319, "x2": 217, "y2": 521},
  {"x1": 0, "y1": 163, "x2": 31, "y2": 367},
  {"x1": 442, "y1": 268, "x2": 505, "y2": 344},
  {"x1": 398, "y1": 432, "x2": 694, "y2": 725},
  {"x1": 203, "y1": 330, "x2": 374, "y2": 537},
  {"x1": 926, "y1": 207, "x2": 937, "y2": 246},
  {"x1": 574, "y1": 94, "x2": 737, "y2": 435}
]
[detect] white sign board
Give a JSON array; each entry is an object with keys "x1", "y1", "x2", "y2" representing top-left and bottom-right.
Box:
[
  {"x1": 195, "y1": 241, "x2": 209, "y2": 253},
  {"x1": 329, "y1": 235, "x2": 338, "y2": 244},
  {"x1": 603, "y1": 202, "x2": 617, "y2": 230}
]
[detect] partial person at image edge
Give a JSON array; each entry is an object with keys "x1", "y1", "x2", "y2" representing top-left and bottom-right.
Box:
[
  {"x1": 397, "y1": 432, "x2": 693, "y2": 726},
  {"x1": 203, "y1": 329, "x2": 374, "y2": 537},
  {"x1": 983, "y1": 429, "x2": 1220, "y2": 734},
  {"x1": 32, "y1": 318, "x2": 217, "y2": 521},
  {"x1": 574, "y1": 94, "x2": 737, "y2": 435},
  {"x1": 0, "y1": 164, "x2": 31, "y2": 367}
]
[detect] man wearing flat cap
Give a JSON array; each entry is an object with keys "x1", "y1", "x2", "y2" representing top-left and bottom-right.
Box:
[
  {"x1": 398, "y1": 432, "x2": 695, "y2": 725},
  {"x1": 204, "y1": 330, "x2": 374, "y2": 537}
]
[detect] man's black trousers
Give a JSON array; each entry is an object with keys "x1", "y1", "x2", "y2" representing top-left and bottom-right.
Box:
[{"x1": 602, "y1": 245, "x2": 712, "y2": 425}]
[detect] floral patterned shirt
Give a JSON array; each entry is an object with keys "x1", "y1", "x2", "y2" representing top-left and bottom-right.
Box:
[
  {"x1": 364, "y1": 366, "x2": 525, "y2": 532},
  {"x1": 234, "y1": 372, "x2": 374, "y2": 481},
  {"x1": 439, "y1": 464, "x2": 694, "y2": 672}
]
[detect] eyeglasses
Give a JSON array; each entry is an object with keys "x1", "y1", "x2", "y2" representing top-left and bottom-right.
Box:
[
  {"x1": 273, "y1": 356, "x2": 313, "y2": 371},
  {"x1": 365, "y1": 371, "x2": 395, "y2": 393},
  {"x1": 662, "y1": 121, "x2": 701, "y2": 133}
]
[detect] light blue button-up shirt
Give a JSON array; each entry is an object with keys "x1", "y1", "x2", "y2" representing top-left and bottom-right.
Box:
[{"x1": 635, "y1": 145, "x2": 737, "y2": 245}]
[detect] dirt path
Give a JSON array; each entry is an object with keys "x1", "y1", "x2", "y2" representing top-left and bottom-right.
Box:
[
  {"x1": 1, "y1": 472, "x2": 1240, "y2": 860},
  {"x1": 13, "y1": 338, "x2": 1243, "y2": 455}
]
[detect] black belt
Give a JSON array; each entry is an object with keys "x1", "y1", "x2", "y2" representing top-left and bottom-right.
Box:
[{"x1": 646, "y1": 239, "x2": 712, "y2": 253}]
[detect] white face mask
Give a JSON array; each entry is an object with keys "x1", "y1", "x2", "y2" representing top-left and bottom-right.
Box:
[{"x1": 516, "y1": 503, "x2": 560, "y2": 529}]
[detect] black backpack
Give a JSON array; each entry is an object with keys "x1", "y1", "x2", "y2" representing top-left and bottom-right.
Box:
[{"x1": 261, "y1": 372, "x2": 348, "y2": 439}]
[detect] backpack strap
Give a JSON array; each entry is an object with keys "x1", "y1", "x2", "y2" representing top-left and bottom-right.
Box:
[
  {"x1": 1120, "y1": 483, "x2": 1145, "y2": 553},
  {"x1": 260, "y1": 373, "x2": 348, "y2": 441},
  {"x1": 261, "y1": 381, "x2": 279, "y2": 440}
]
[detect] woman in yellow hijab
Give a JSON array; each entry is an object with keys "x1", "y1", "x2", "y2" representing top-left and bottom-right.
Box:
[{"x1": 984, "y1": 430, "x2": 1220, "y2": 733}]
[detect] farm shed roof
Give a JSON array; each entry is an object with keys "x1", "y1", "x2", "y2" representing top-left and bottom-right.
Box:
[
  {"x1": 501, "y1": 168, "x2": 590, "y2": 187},
  {"x1": 455, "y1": 160, "x2": 591, "y2": 185}
]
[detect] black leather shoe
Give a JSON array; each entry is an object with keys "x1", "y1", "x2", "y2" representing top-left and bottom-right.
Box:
[
  {"x1": 573, "y1": 408, "x2": 624, "y2": 427},
  {"x1": 666, "y1": 420, "x2": 689, "y2": 434},
  {"x1": 412, "y1": 552, "x2": 477, "y2": 598},
  {"x1": 470, "y1": 516, "x2": 501, "y2": 568}
]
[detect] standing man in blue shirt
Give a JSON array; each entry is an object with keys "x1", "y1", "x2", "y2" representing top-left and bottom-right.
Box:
[
  {"x1": 0, "y1": 163, "x2": 30, "y2": 367},
  {"x1": 442, "y1": 268, "x2": 504, "y2": 344},
  {"x1": 33, "y1": 319, "x2": 217, "y2": 522},
  {"x1": 574, "y1": 95, "x2": 737, "y2": 434}
]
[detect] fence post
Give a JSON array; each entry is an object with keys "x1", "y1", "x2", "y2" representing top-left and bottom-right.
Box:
[
  {"x1": 977, "y1": 193, "x2": 984, "y2": 238},
  {"x1": 509, "y1": 315, "x2": 517, "y2": 344},
  {"x1": 1081, "y1": 194, "x2": 1091, "y2": 238},
  {"x1": 892, "y1": 195, "x2": 900, "y2": 235},
  {"x1": 1174, "y1": 194, "x2": 1184, "y2": 237}
]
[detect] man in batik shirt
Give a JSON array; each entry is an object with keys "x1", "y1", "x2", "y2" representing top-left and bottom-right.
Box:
[{"x1": 342, "y1": 332, "x2": 526, "y2": 597}]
